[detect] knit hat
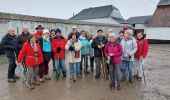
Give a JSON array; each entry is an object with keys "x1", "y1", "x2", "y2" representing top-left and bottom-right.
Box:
[
  {"x1": 55, "y1": 29, "x2": 61, "y2": 33},
  {"x1": 43, "y1": 29, "x2": 50, "y2": 35},
  {"x1": 97, "y1": 29, "x2": 103, "y2": 33}
]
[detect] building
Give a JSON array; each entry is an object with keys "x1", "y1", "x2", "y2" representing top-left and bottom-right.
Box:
[
  {"x1": 146, "y1": 0, "x2": 170, "y2": 43},
  {"x1": 125, "y1": 15, "x2": 152, "y2": 35},
  {"x1": 69, "y1": 5, "x2": 126, "y2": 24}
]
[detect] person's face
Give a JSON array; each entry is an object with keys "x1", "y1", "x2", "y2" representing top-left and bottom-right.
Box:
[
  {"x1": 137, "y1": 33, "x2": 143, "y2": 40},
  {"x1": 72, "y1": 34, "x2": 77, "y2": 41},
  {"x1": 37, "y1": 28, "x2": 44, "y2": 33},
  {"x1": 124, "y1": 32, "x2": 130, "y2": 39},
  {"x1": 44, "y1": 33, "x2": 49, "y2": 38},
  {"x1": 119, "y1": 33, "x2": 124, "y2": 38},
  {"x1": 22, "y1": 28, "x2": 29, "y2": 34},
  {"x1": 50, "y1": 31, "x2": 56, "y2": 36},
  {"x1": 30, "y1": 38, "x2": 36, "y2": 43},
  {"x1": 108, "y1": 36, "x2": 116, "y2": 43},
  {"x1": 56, "y1": 32, "x2": 61, "y2": 37},
  {"x1": 81, "y1": 32, "x2": 86, "y2": 37},
  {"x1": 72, "y1": 28, "x2": 77, "y2": 33},
  {"x1": 97, "y1": 31, "x2": 103, "y2": 36},
  {"x1": 8, "y1": 29, "x2": 15, "y2": 36}
]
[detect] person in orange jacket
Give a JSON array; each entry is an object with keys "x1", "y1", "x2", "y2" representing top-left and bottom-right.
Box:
[{"x1": 17, "y1": 35, "x2": 43, "y2": 89}]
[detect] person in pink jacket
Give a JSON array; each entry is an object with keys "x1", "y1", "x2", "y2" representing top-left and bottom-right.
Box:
[{"x1": 104, "y1": 33, "x2": 123, "y2": 90}]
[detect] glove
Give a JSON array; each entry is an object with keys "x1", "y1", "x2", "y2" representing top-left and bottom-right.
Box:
[
  {"x1": 56, "y1": 47, "x2": 61, "y2": 53},
  {"x1": 69, "y1": 46, "x2": 75, "y2": 51}
]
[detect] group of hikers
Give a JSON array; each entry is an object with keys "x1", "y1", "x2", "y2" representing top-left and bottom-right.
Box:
[{"x1": 0, "y1": 24, "x2": 149, "y2": 90}]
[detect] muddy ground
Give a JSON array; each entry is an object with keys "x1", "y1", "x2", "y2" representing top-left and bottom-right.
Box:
[{"x1": 0, "y1": 44, "x2": 169, "y2": 100}]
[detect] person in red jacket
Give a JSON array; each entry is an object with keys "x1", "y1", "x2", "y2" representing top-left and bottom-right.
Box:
[
  {"x1": 17, "y1": 35, "x2": 43, "y2": 89},
  {"x1": 51, "y1": 29, "x2": 67, "y2": 80},
  {"x1": 34, "y1": 25, "x2": 44, "y2": 39},
  {"x1": 134, "y1": 31, "x2": 148, "y2": 80}
]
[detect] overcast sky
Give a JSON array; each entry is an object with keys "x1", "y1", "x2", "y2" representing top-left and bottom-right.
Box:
[{"x1": 0, "y1": 0, "x2": 160, "y2": 20}]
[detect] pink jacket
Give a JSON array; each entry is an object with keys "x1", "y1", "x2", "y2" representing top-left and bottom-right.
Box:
[{"x1": 104, "y1": 42, "x2": 123, "y2": 64}]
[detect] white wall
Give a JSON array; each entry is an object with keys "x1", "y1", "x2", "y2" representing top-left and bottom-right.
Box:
[
  {"x1": 145, "y1": 27, "x2": 170, "y2": 40},
  {"x1": 135, "y1": 24, "x2": 145, "y2": 29}
]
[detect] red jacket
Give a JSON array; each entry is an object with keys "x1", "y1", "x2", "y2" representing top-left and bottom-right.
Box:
[
  {"x1": 51, "y1": 36, "x2": 67, "y2": 59},
  {"x1": 134, "y1": 39, "x2": 148, "y2": 59},
  {"x1": 17, "y1": 42, "x2": 43, "y2": 67},
  {"x1": 104, "y1": 42, "x2": 123, "y2": 64},
  {"x1": 34, "y1": 31, "x2": 43, "y2": 39}
]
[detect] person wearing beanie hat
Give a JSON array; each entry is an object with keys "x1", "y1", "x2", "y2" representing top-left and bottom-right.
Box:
[
  {"x1": 51, "y1": 29, "x2": 67, "y2": 80},
  {"x1": 38, "y1": 29, "x2": 52, "y2": 82},
  {"x1": 104, "y1": 33, "x2": 123, "y2": 90},
  {"x1": 120, "y1": 29, "x2": 137, "y2": 83},
  {"x1": 91, "y1": 29, "x2": 108, "y2": 79}
]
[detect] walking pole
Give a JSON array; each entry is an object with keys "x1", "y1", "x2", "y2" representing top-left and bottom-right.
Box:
[
  {"x1": 101, "y1": 49, "x2": 107, "y2": 80},
  {"x1": 141, "y1": 59, "x2": 146, "y2": 85},
  {"x1": 14, "y1": 52, "x2": 31, "y2": 91},
  {"x1": 84, "y1": 46, "x2": 87, "y2": 76}
]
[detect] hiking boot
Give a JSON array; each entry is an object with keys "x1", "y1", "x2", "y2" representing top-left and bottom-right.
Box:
[
  {"x1": 129, "y1": 79, "x2": 133, "y2": 83},
  {"x1": 8, "y1": 78, "x2": 16, "y2": 83},
  {"x1": 56, "y1": 75, "x2": 60, "y2": 80},
  {"x1": 121, "y1": 78, "x2": 126, "y2": 82},
  {"x1": 45, "y1": 77, "x2": 51, "y2": 80},
  {"x1": 70, "y1": 74, "x2": 74, "y2": 79},
  {"x1": 63, "y1": 74, "x2": 67, "y2": 77},
  {"x1": 73, "y1": 74, "x2": 76, "y2": 82},
  {"x1": 138, "y1": 77, "x2": 142, "y2": 81},
  {"x1": 77, "y1": 74, "x2": 82, "y2": 78},
  {"x1": 13, "y1": 75, "x2": 19, "y2": 80},
  {"x1": 95, "y1": 75, "x2": 100, "y2": 79},
  {"x1": 29, "y1": 85, "x2": 35, "y2": 90},
  {"x1": 117, "y1": 85, "x2": 121, "y2": 90},
  {"x1": 32, "y1": 81, "x2": 40, "y2": 85},
  {"x1": 39, "y1": 78, "x2": 45, "y2": 82}
]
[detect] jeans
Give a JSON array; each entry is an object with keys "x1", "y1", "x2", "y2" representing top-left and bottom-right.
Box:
[
  {"x1": 55, "y1": 58, "x2": 67, "y2": 76},
  {"x1": 122, "y1": 60, "x2": 133, "y2": 80},
  {"x1": 109, "y1": 63, "x2": 120, "y2": 86},
  {"x1": 80, "y1": 54, "x2": 89, "y2": 72},
  {"x1": 69, "y1": 62, "x2": 80, "y2": 75},
  {"x1": 7, "y1": 57, "x2": 17, "y2": 79}
]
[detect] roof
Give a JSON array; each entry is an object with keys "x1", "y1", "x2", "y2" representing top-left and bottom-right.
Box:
[
  {"x1": 70, "y1": 5, "x2": 118, "y2": 20},
  {"x1": 126, "y1": 15, "x2": 152, "y2": 24},
  {"x1": 111, "y1": 17, "x2": 127, "y2": 24},
  {"x1": 158, "y1": 0, "x2": 170, "y2": 7},
  {"x1": 0, "y1": 12, "x2": 123, "y2": 27}
]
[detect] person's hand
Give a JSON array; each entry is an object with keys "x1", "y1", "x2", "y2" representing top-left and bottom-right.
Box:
[
  {"x1": 98, "y1": 45, "x2": 102, "y2": 49},
  {"x1": 101, "y1": 44, "x2": 104, "y2": 47},
  {"x1": 56, "y1": 47, "x2": 61, "y2": 53},
  {"x1": 109, "y1": 53, "x2": 114, "y2": 56},
  {"x1": 69, "y1": 46, "x2": 75, "y2": 51},
  {"x1": 140, "y1": 56, "x2": 143, "y2": 59},
  {"x1": 107, "y1": 56, "x2": 111, "y2": 60}
]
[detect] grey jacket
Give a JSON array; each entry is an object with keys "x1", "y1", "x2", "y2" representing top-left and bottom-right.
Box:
[{"x1": 121, "y1": 37, "x2": 137, "y2": 61}]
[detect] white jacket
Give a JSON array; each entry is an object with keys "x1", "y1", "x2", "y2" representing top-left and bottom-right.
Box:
[{"x1": 65, "y1": 39, "x2": 82, "y2": 63}]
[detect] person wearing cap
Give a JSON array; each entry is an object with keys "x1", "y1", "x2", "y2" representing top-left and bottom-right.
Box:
[
  {"x1": 67, "y1": 25, "x2": 80, "y2": 40},
  {"x1": 104, "y1": 33, "x2": 123, "y2": 90},
  {"x1": 0, "y1": 27, "x2": 19, "y2": 83},
  {"x1": 51, "y1": 29, "x2": 67, "y2": 80},
  {"x1": 120, "y1": 30, "x2": 137, "y2": 83},
  {"x1": 38, "y1": 29, "x2": 52, "y2": 82},
  {"x1": 91, "y1": 29, "x2": 108, "y2": 79},
  {"x1": 50, "y1": 29, "x2": 56, "y2": 71},
  {"x1": 34, "y1": 25, "x2": 44, "y2": 39},
  {"x1": 17, "y1": 35, "x2": 43, "y2": 89}
]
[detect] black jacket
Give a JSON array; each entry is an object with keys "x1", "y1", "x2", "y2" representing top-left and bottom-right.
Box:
[
  {"x1": 91, "y1": 36, "x2": 108, "y2": 57},
  {"x1": 0, "y1": 34, "x2": 19, "y2": 58},
  {"x1": 18, "y1": 32, "x2": 32, "y2": 50}
]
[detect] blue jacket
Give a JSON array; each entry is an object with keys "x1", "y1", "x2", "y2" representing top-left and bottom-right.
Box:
[{"x1": 79, "y1": 36, "x2": 91, "y2": 55}]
